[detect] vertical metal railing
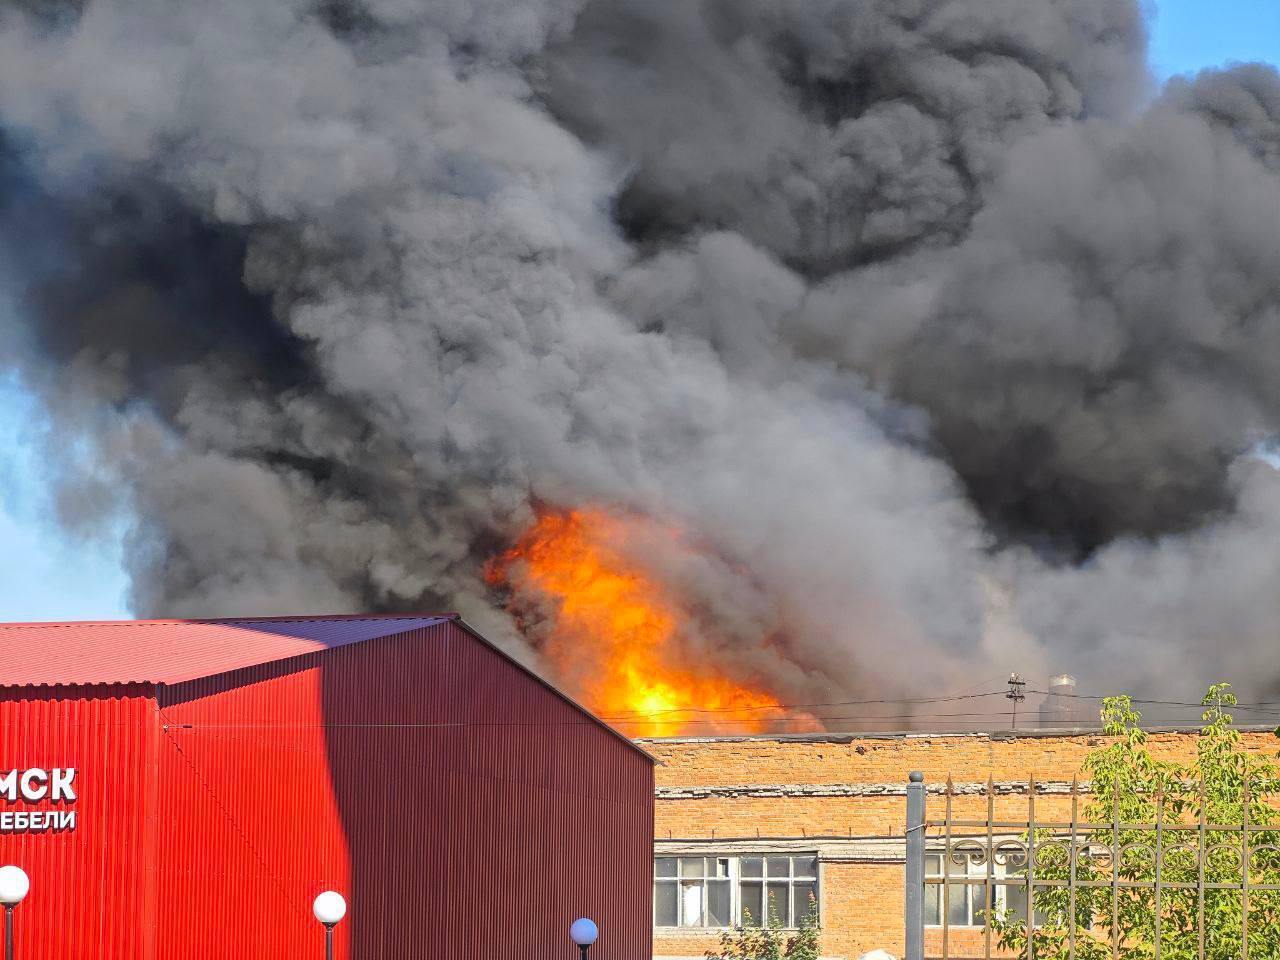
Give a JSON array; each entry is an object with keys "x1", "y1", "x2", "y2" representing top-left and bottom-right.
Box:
[
  {"x1": 1067, "y1": 776, "x2": 1078, "y2": 960},
  {"x1": 1153, "y1": 785, "x2": 1164, "y2": 960},
  {"x1": 1241, "y1": 776, "x2": 1251, "y2": 960},
  {"x1": 943, "y1": 775, "x2": 953, "y2": 960},
  {"x1": 1026, "y1": 774, "x2": 1036, "y2": 960},
  {"x1": 1109, "y1": 787, "x2": 1120, "y2": 959},
  {"x1": 913, "y1": 771, "x2": 1278, "y2": 960},
  {"x1": 1197, "y1": 777, "x2": 1206, "y2": 960},
  {"x1": 985, "y1": 775, "x2": 995, "y2": 960}
]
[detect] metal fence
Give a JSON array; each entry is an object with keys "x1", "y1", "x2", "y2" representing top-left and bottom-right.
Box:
[{"x1": 903, "y1": 771, "x2": 1280, "y2": 960}]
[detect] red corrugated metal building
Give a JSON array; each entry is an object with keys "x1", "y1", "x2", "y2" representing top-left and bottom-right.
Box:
[{"x1": 0, "y1": 614, "x2": 654, "y2": 960}]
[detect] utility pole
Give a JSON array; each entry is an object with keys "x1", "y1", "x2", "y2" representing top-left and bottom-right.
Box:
[
  {"x1": 1006, "y1": 673, "x2": 1026, "y2": 730},
  {"x1": 904, "y1": 771, "x2": 925, "y2": 960}
]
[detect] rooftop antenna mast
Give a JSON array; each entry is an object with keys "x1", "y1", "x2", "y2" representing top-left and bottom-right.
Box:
[{"x1": 1006, "y1": 673, "x2": 1026, "y2": 731}]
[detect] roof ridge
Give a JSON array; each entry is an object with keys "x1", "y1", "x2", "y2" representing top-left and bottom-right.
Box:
[
  {"x1": 0, "y1": 613, "x2": 456, "y2": 630},
  {"x1": 0, "y1": 614, "x2": 457, "y2": 685}
]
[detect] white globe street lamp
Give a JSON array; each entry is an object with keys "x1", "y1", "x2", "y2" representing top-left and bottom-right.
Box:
[
  {"x1": 313, "y1": 891, "x2": 347, "y2": 960},
  {"x1": 570, "y1": 917, "x2": 598, "y2": 960},
  {"x1": 0, "y1": 866, "x2": 29, "y2": 960}
]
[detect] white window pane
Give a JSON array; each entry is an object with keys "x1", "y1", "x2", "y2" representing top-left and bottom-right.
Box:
[
  {"x1": 714, "y1": 858, "x2": 730, "y2": 878},
  {"x1": 741, "y1": 857, "x2": 763, "y2": 878},
  {"x1": 947, "y1": 883, "x2": 969, "y2": 926},
  {"x1": 926, "y1": 853, "x2": 942, "y2": 877},
  {"x1": 655, "y1": 857, "x2": 677, "y2": 878},
  {"x1": 925, "y1": 883, "x2": 940, "y2": 924},
  {"x1": 707, "y1": 881, "x2": 731, "y2": 927},
  {"x1": 792, "y1": 856, "x2": 817, "y2": 878},
  {"x1": 765, "y1": 857, "x2": 790, "y2": 878},
  {"x1": 680, "y1": 857, "x2": 705, "y2": 878},
  {"x1": 1003, "y1": 882, "x2": 1028, "y2": 921},
  {"x1": 767, "y1": 882, "x2": 788, "y2": 925},
  {"x1": 792, "y1": 882, "x2": 817, "y2": 924},
  {"x1": 654, "y1": 883, "x2": 677, "y2": 926},
  {"x1": 741, "y1": 881, "x2": 763, "y2": 926},
  {"x1": 976, "y1": 883, "x2": 994, "y2": 926},
  {"x1": 1001, "y1": 883, "x2": 1045, "y2": 926},
  {"x1": 680, "y1": 882, "x2": 704, "y2": 926}
]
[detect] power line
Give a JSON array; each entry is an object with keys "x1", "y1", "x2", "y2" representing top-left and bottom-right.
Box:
[
  {"x1": 161, "y1": 690, "x2": 1280, "y2": 731},
  {"x1": 165, "y1": 708, "x2": 1048, "y2": 731},
  {"x1": 1028, "y1": 689, "x2": 1280, "y2": 714},
  {"x1": 951, "y1": 674, "x2": 1014, "y2": 697},
  {"x1": 606, "y1": 686, "x2": 1280, "y2": 723},
  {"x1": 599, "y1": 690, "x2": 1007, "y2": 719},
  {"x1": 612, "y1": 687, "x2": 1280, "y2": 721}
]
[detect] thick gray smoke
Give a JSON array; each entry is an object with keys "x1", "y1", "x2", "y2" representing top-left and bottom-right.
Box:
[{"x1": 2, "y1": 0, "x2": 1280, "y2": 715}]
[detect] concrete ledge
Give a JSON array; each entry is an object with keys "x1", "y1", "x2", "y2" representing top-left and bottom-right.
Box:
[
  {"x1": 657, "y1": 779, "x2": 1091, "y2": 800},
  {"x1": 656, "y1": 835, "x2": 906, "y2": 861},
  {"x1": 638, "y1": 724, "x2": 1279, "y2": 745}
]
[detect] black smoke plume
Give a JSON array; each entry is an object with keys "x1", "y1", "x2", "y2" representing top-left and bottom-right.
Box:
[{"x1": 3, "y1": 0, "x2": 1280, "y2": 710}]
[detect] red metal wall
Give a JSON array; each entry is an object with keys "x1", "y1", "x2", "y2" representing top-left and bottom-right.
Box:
[
  {"x1": 0, "y1": 685, "x2": 158, "y2": 960},
  {"x1": 155, "y1": 620, "x2": 654, "y2": 960}
]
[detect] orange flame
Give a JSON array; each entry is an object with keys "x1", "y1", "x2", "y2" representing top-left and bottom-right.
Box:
[{"x1": 488, "y1": 508, "x2": 804, "y2": 737}]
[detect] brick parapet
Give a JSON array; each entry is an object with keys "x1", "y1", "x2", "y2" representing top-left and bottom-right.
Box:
[{"x1": 647, "y1": 727, "x2": 1280, "y2": 959}]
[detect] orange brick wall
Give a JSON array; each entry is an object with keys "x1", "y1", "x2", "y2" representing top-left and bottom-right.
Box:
[
  {"x1": 645, "y1": 729, "x2": 1280, "y2": 959},
  {"x1": 824, "y1": 862, "x2": 903, "y2": 959}
]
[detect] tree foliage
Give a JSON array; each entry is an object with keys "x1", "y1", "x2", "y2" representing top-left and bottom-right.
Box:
[
  {"x1": 990, "y1": 684, "x2": 1280, "y2": 959},
  {"x1": 705, "y1": 896, "x2": 820, "y2": 960}
]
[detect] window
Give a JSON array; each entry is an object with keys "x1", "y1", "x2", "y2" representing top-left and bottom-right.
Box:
[
  {"x1": 739, "y1": 855, "x2": 818, "y2": 928},
  {"x1": 924, "y1": 852, "x2": 1048, "y2": 928},
  {"x1": 999, "y1": 861, "x2": 1049, "y2": 927},
  {"x1": 654, "y1": 855, "x2": 819, "y2": 929},
  {"x1": 925, "y1": 852, "x2": 991, "y2": 927},
  {"x1": 654, "y1": 857, "x2": 731, "y2": 928}
]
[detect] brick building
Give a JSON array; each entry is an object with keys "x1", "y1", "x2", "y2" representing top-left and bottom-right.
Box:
[{"x1": 641, "y1": 726, "x2": 1280, "y2": 960}]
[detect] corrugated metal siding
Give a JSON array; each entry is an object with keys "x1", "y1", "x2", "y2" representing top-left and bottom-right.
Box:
[
  {"x1": 153, "y1": 664, "x2": 349, "y2": 960},
  {"x1": 156, "y1": 620, "x2": 654, "y2": 960},
  {"x1": 0, "y1": 685, "x2": 158, "y2": 960}
]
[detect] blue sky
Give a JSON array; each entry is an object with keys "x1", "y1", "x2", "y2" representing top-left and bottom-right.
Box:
[
  {"x1": 1148, "y1": 0, "x2": 1280, "y2": 81},
  {"x1": 0, "y1": 370, "x2": 129, "y2": 619},
  {"x1": 1, "y1": 0, "x2": 1278, "y2": 623}
]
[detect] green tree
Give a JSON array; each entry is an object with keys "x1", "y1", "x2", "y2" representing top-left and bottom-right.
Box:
[
  {"x1": 706, "y1": 895, "x2": 820, "y2": 960},
  {"x1": 990, "y1": 683, "x2": 1280, "y2": 959}
]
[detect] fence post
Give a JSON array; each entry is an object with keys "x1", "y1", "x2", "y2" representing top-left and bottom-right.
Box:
[{"x1": 906, "y1": 770, "x2": 925, "y2": 960}]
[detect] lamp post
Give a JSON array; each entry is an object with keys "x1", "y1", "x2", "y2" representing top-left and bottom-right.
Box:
[
  {"x1": 570, "y1": 917, "x2": 598, "y2": 960},
  {"x1": 0, "y1": 866, "x2": 30, "y2": 960},
  {"x1": 312, "y1": 891, "x2": 347, "y2": 960}
]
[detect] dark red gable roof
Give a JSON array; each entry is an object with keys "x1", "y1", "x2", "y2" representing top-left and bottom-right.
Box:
[
  {"x1": 0, "y1": 613, "x2": 657, "y2": 762},
  {"x1": 0, "y1": 613, "x2": 452, "y2": 686}
]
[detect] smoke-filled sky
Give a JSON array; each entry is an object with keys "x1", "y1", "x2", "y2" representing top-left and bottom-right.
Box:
[{"x1": 3, "y1": 0, "x2": 1280, "y2": 716}]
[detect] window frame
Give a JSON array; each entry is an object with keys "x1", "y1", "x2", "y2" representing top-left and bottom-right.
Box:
[
  {"x1": 923, "y1": 850, "x2": 1045, "y2": 929},
  {"x1": 653, "y1": 854, "x2": 820, "y2": 931}
]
